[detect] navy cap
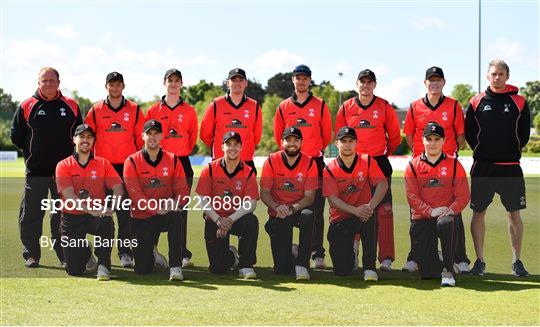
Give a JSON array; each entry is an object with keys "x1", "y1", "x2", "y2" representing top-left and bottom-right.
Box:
[
  {"x1": 425, "y1": 66, "x2": 445, "y2": 80},
  {"x1": 143, "y1": 120, "x2": 163, "y2": 133},
  {"x1": 357, "y1": 69, "x2": 376, "y2": 82},
  {"x1": 336, "y1": 126, "x2": 357, "y2": 140},
  {"x1": 292, "y1": 64, "x2": 312, "y2": 77},
  {"x1": 222, "y1": 131, "x2": 242, "y2": 144},
  {"x1": 228, "y1": 68, "x2": 246, "y2": 80},
  {"x1": 282, "y1": 127, "x2": 303, "y2": 140},
  {"x1": 74, "y1": 124, "x2": 95, "y2": 136},
  {"x1": 423, "y1": 122, "x2": 445, "y2": 138},
  {"x1": 164, "y1": 68, "x2": 182, "y2": 81},
  {"x1": 106, "y1": 72, "x2": 124, "y2": 83}
]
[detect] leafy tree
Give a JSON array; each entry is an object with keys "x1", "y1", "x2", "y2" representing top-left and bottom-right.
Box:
[
  {"x1": 450, "y1": 84, "x2": 475, "y2": 109},
  {"x1": 0, "y1": 88, "x2": 19, "y2": 121},
  {"x1": 72, "y1": 90, "x2": 93, "y2": 118},
  {"x1": 520, "y1": 80, "x2": 540, "y2": 117},
  {"x1": 257, "y1": 94, "x2": 282, "y2": 155},
  {"x1": 184, "y1": 80, "x2": 217, "y2": 105},
  {"x1": 266, "y1": 72, "x2": 294, "y2": 99}
]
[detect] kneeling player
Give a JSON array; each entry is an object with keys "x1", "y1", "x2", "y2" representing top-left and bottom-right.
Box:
[
  {"x1": 55, "y1": 124, "x2": 124, "y2": 280},
  {"x1": 195, "y1": 132, "x2": 259, "y2": 279},
  {"x1": 323, "y1": 127, "x2": 388, "y2": 281},
  {"x1": 123, "y1": 120, "x2": 189, "y2": 281},
  {"x1": 404, "y1": 122, "x2": 470, "y2": 286},
  {"x1": 261, "y1": 127, "x2": 317, "y2": 280}
]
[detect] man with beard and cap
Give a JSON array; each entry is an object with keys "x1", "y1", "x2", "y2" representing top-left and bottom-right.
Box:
[{"x1": 261, "y1": 127, "x2": 318, "y2": 280}]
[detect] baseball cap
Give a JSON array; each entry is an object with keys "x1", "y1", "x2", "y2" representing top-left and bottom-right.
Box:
[
  {"x1": 423, "y1": 122, "x2": 445, "y2": 138},
  {"x1": 336, "y1": 126, "x2": 357, "y2": 140},
  {"x1": 228, "y1": 68, "x2": 246, "y2": 80},
  {"x1": 143, "y1": 120, "x2": 163, "y2": 133},
  {"x1": 292, "y1": 64, "x2": 312, "y2": 77},
  {"x1": 357, "y1": 69, "x2": 376, "y2": 82},
  {"x1": 164, "y1": 68, "x2": 182, "y2": 81},
  {"x1": 281, "y1": 127, "x2": 303, "y2": 140},
  {"x1": 106, "y1": 72, "x2": 124, "y2": 84},
  {"x1": 74, "y1": 124, "x2": 95, "y2": 136},
  {"x1": 222, "y1": 131, "x2": 242, "y2": 144},
  {"x1": 425, "y1": 66, "x2": 445, "y2": 80}
]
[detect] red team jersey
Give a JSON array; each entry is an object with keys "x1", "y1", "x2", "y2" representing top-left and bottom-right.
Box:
[
  {"x1": 403, "y1": 96, "x2": 465, "y2": 157},
  {"x1": 200, "y1": 95, "x2": 262, "y2": 161},
  {"x1": 260, "y1": 151, "x2": 318, "y2": 216},
  {"x1": 274, "y1": 94, "x2": 332, "y2": 157},
  {"x1": 85, "y1": 97, "x2": 144, "y2": 165},
  {"x1": 145, "y1": 97, "x2": 198, "y2": 157},
  {"x1": 335, "y1": 96, "x2": 401, "y2": 156},
  {"x1": 123, "y1": 148, "x2": 189, "y2": 219},
  {"x1": 323, "y1": 154, "x2": 386, "y2": 223},
  {"x1": 404, "y1": 153, "x2": 470, "y2": 220},
  {"x1": 195, "y1": 159, "x2": 260, "y2": 217},
  {"x1": 55, "y1": 153, "x2": 123, "y2": 215}
]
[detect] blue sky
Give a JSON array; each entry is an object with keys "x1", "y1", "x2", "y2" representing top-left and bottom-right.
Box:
[{"x1": 1, "y1": 0, "x2": 538, "y2": 107}]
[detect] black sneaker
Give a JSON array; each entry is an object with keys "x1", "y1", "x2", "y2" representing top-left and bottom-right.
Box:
[
  {"x1": 512, "y1": 260, "x2": 529, "y2": 277},
  {"x1": 24, "y1": 257, "x2": 39, "y2": 268},
  {"x1": 470, "y1": 259, "x2": 485, "y2": 275}
]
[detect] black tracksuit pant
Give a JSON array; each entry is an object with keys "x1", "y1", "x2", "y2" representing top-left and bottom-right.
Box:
[
  {"x1": 112, "y1": 164, "x2": 133, "y2": 258},
  {"x1": 60, "y1": 213, "x2": 114, "y2": 276},
  {"x1": 328, "y1": 215, "x2": 377, "y2": 276},
  {"x1": 130, "y1": 212, "x2": 182, "y2": 274},
  {"x1": 311, "y1": 156, "x2": 326, "y2": 259},
  {"x1": 19, "y1": 175, "x2": 64, "y2": 263},
  {"x1": 410, "y1": 215, "x2": 455, "y2": 279},
  {"x1": 177, "y1": 156, "x2": 193, "y2": 260},
  {"x1": 204, "y1": 213, "x2": 258, "y2": 274},
  {"x1": 265, "y1": 209, "x2": 315, "y2": 274}
]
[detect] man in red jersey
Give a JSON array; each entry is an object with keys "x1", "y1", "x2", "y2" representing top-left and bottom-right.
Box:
[
  {"x1": 274, "y1": 64, "x2": 332, "y2": 269},
  {"x1": 402, "y1": 67, "x2": 470, "y2": 274},
  {"x1": 200, "y1": 68, "x2": 262, "y2": 170},
  {"x1": 146, "y1": 68, "x2": 198, "y2": 268},
  {"x1": 323, "y1": 127, "x2": 388, "y2": 280},
  {"x1": 85, "y1": 72, "x2": 144, "y2": 268},
  {"x1": 196, "y1": 132, "x2": 259, "y2": 279},
  {"x1": 404, "y1": 122, "x2": 470, "y2": 287},
  {"x1": 335, "y1": 69, "x2": 401, "y2": 271},
  {"x1": 261, "y1": 127, "x2": 317, "y2": 280},
  {"x1": 56, "y1": 124, "x2": 124, "y2": 280},
  {"x1": 123, "y1": 120, "x2": 190, "y2": 281}
]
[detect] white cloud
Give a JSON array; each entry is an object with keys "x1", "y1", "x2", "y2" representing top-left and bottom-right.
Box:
[
  {"x1": 377, "y1": 76, "x2": 419, "y2": 108},
  {"x1": 413, "y1": 17, "x2": 446, "y2": 30},
  {"x1": 253, "y1": 49, "x2": 304, "y2": 72},
  {"x1": 486, "y1": 37, "x2": 525, "y2": 63},
  {"x1": 47, "y1": 24, "x2": 79, "y2": 39}
]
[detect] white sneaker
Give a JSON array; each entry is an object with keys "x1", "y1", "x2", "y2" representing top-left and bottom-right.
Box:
[
  {"x1": 291, "y1": 244, "x2": 299, "y2": 259},
  {"x1": 119, "y1": 254, "x2": 134, "y2": 268},
  {"x1": 295, "y1": 265, "x2": 310, "y2": 280},
  {"x1": 96, "y1": 264, "x2": 110, "y2": 281},
  {"x1": 380, "y1": 259, "x2": 393, "y2": 271},
  {"x1": 230, "y1": 245, "x2": 239, "y2": 269},
  {"x1": 169, "y1": 267, "x2": 183, "y2": 281},
  {"x1": 239, "y1": 267, "x2": 257, "y2": 279},
  {"x1": 455, "y1": 261, "x2": 470, "y2": 274},
  {"x1": 353, "y1": 239, "x2": 359, "y2": 271},
  {"x1": 441, "y1": 269, "x2": 455, "y2": 287},
  {"x1": 181, "y1": 257, "x2": 194, "y2": 268},
  {"x1": 402, "y1": 260, "x2": 418, "y2": 272},
  {"x1": 313, "y1": 257, "x2": 326, "y2": 269},
  {"x1": 153, "y1": 247, "x2": 168, "y2": 269},
  {"x1": 86, "y1": 255, "x2": 98, "y2": 272},
  {"x1": 364, "y1": 269, "x2": 378, "y2": 281}
]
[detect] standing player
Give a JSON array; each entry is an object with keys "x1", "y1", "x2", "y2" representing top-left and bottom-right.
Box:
[
  {"x1": 274, "y1": 64, "x2": 332, "y2": 268},
  {"x1": 465, "y1": 59, "x2": 531, "y2": 277},
  {"x1": 402, "y1": 66, "x2": 470, "y2": 274},
  {"x1": 334, "y1": 69, "x2": 401, "y2": 271},
  {"x1": 85, "y1": 72, "x2": 145, "y2": 268},
  {"x1": 55, "y1": 124, "x2": 124, "y2": 280},
  {"x1": 146, "y1": 68, "x2": 198, "y2": 268},
  {"x1": 123, "y1": 120, "x2": 190, "y2": 280},
  {"x1": 323, "y1": 127, "x2": 388, "y2": 280},
  {"x1": 10, "y1": 67, "x2": 82, "y2": 267},
  {"x1": 200, "y1": 68, "x2": 262, "y2": 170},
  {"x1": 195, "y1": 132, "x2": 259, "y2": 279},
  {"x1": 261, "y1": 127, "x2": 318, "y2": 280},
  {"x1": 404, "y1": 122, "x2": 470, "y2": 287}
]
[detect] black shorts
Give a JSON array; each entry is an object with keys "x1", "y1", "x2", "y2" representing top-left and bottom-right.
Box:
[{"x1": 470, "y1": 161, "x2": 526, "y2": 212}]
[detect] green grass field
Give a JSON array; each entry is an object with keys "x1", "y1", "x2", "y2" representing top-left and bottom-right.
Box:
[{"x1": 1, "y1": 159, "x2": 539, "y2": 325}]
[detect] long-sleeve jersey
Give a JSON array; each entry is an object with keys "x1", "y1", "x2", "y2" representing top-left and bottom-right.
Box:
[
  {"x1": 145, "y1": 96, "x2": 198, "y2": 157},
  {"x1": 10, "y1": 90, "x2": 81, "y2": 176},
  {"x1": 465, "y1": 85, "x2": 530, "y2": 163},
  {"x1": 200, "y1": 93, "x2": 262, "y2": 161},
  {"x1": 404, "y1": 153, "x2": 470, "y2": 220},
  {"x1": 84, "y1": 97, "x2": 144, "y2": 165},
  {"x1": 335, "y1": 96, "x2": 401, "y2": 156},
  {"x1": 274, "y1": 93, "x2": 332, "y2": 158}
]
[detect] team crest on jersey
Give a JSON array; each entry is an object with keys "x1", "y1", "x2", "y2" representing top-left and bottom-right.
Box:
[
  {"x1": 297, "y1": 173, "x2": 303, "y2": 182},
  {"x1": 358, "y1": 171, "x2": 365, "y2": 181},
  {"x1": 124, "y1": 112, "x2": 130, "y2": 121},
  {"x1": 37, "y1": 110, "x2": 46, "y2": 116},
  {"x1": 520, "y1": 196, "x2": 526, "y2": 206},
  {"x1": 236, "y1": 181, "x2": 242, "y2": 190},
  {"x1": 504, "y1": 104, "x2": 510, "y2": 112},
  {"x1": 482, "y1": 105, "x2": 492, "y2": 112},
  {"x1": 373, "y1": 110, "x2": 379, "y2": 119},
  {"x1": 59, "y1": 108, "x2": 66, "y2": 117},
  {"x1": 441, "y1": 167, "x2": 447, "y2": 176},
  {"x1": 308, "y1": 108, "x2": 315, "y2": 117},
  {"x1": 90, "y1": 170, "x2": 97, "y2": 180},
  {"x1": 178, "y1": 114, "x2": 183, "y2": 122},
  {"x1": 442, "y1": 112, "x2": 448, "y2": 121},
  {"x1": 162, "y1": 167, "x2": 168, "y2": 176},
  {"x1": 244, "y1": 110, "x2": 250, "y2": 119}
]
